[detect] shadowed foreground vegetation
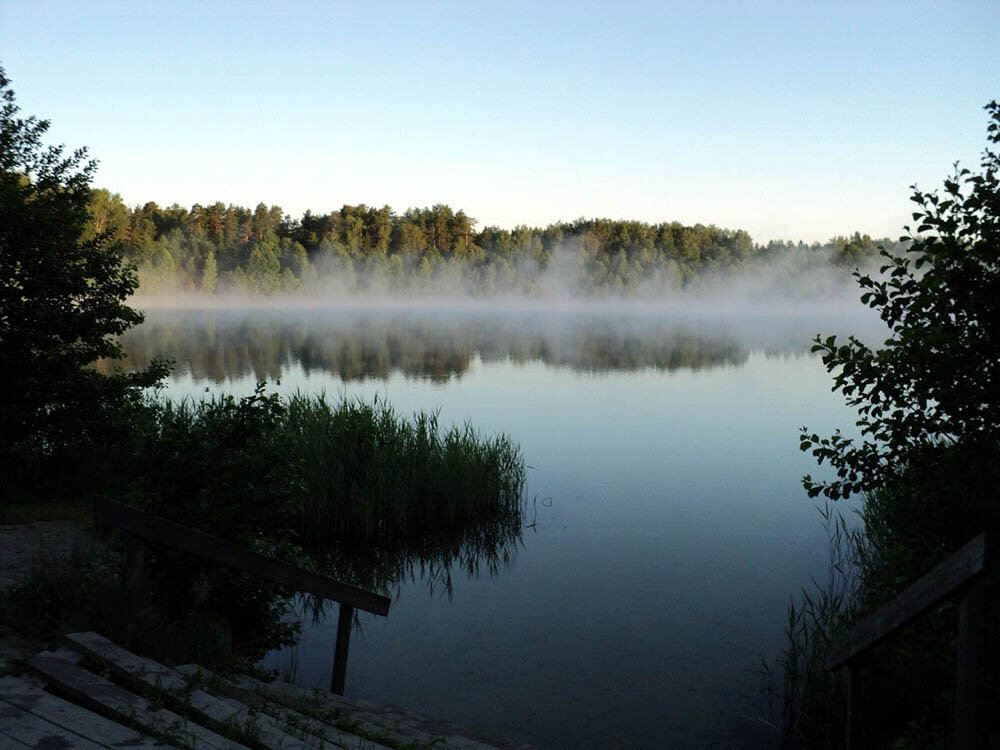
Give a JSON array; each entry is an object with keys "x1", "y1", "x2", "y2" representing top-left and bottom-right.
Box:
[
  {"x1": 3, "y1": 387, "x2": 526, "y2": 670},
  {"x1": 120, "y1": 388, "x2": 526, "y2": 553},
  {"x1": 770, "y1": 102, "x2": 1000, "y2": 749}
]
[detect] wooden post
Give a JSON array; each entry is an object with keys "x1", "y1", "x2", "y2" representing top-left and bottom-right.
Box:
[
  {"x1": 122, "y1": 535, "x2": 147, "y2": 650},
  {"x1": 330, "y1": 603, "x2": 354, "y2": 695},
  {"x1": 953, "y1": 579, "x2": 983, "y2": 750},
  {"x1": 844, "y1": 663, "x2": 858, "y2": 750}
]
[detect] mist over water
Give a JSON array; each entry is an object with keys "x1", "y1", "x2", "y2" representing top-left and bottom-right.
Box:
[{"x1": 120, "y1": 290, "x2": 887, "y2": 387}]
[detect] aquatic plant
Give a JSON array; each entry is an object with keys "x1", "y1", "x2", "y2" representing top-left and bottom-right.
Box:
[
  {"x1": 283, "y1": 392, "x2": 525, "y2": 550},
  {"x1": 764, "y1": 504, "x2": 863, "y2": 749}
]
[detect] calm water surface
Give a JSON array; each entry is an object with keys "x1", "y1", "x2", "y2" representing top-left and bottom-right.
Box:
[{"x1": 122, "y1": 301, "x2": 880, "y2": 749}]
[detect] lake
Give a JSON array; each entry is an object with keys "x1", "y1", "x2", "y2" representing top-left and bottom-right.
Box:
[{"x1": 119, "y1": 298, "x2": 881, "y2": 749}]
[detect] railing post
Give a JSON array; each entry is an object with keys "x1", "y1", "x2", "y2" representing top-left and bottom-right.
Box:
[
  {"x1": 953, "y1": 579, "x2": 984, "y2": 750},
  {"x1": 844, "y1": 663, "x2": 859, "y2": 750},
  {"x1": 330, "y1": 603, "x2": 354, "y2": 695},
  {"x1": 122, "y1": 534, "x2": 147, "y2": 650}
]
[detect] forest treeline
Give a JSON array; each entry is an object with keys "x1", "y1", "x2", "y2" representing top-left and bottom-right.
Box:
[{"x1": 85, "y1": 190, "x2": 903, "y2": 296}]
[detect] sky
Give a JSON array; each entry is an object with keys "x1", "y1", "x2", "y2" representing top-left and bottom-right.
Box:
[{"x1": 1, "y1": 0, "x2": 997, "y2": 243}]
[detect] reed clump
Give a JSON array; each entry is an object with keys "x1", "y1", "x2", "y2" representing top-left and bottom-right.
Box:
[
  {"x1": 283, "y1": 393, "x2": 525, "y2": 549},
  {"x1": 113, "y1": 385, "x2": 525, "y2": 553},
  {"x1": 764, "y1": 505, "x2": 863, "y2": 749}
]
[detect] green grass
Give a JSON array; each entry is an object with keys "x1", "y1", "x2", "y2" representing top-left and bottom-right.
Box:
[
  {"x1": 120, "y1": 387, "x2": 526, "y2": 555},
  {"x1": 283, "y1": 392, "x2": 525, "y2": 549}
]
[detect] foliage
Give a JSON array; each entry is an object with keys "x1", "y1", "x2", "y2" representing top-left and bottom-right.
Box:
[
  {"x1": 122, "y1": 386, "x2": 305, "y2": 541},
  {"x1": 85, "y1": 186, "x2": 897, "y2": 297},
  {"x1": 103, "y1": 386, "x2": 309, "y2": 663},
  {"x1": 3, "y1": 381, "x2": 526, "y2": 666},
  {"x1": 0, "y1": 66, "x2": 165, "y2": 480},
  {"x1": 788, "y1": 103, "x2": 1000, "y2": 747},
  {"x1": 801, "y1": 100, "x2": 1000, "y2": 506}
]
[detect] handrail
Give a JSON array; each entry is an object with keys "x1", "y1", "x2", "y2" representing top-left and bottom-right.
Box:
[
  {"x1": 94, "y1": 497, "x2": 390, "y2": 694},
  {"x1": 826, "y1": 531, "x2": 989, "y2": 670},
  {"x1": 827, "y1": 530, "x2": 991, "y2": 750}
]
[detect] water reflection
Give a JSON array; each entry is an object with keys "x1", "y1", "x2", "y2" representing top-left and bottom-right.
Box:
[
  {"x1": 107, "y1": 306, "x2": 853, "y2": 383},
  {"x1": 110, "y1": 303, "x2": 879, "y2": 747},
  {"x1": 299, "y1": 506, "x2": 524, "y2": 625}
]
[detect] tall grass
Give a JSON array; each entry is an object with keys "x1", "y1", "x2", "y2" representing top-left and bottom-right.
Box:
[
  {"x1": 117, "y1": 386, "x2": 526, "y2": 554},
  {"x1": 282, "y1": 392, "x2": 526, "y2": 550},
  {"x1": 765, "y1": 504, "x2": 866, "y2": 750}
]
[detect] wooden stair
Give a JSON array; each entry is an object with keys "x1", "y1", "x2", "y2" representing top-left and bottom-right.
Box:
[{"x1": 0, "y1": 631, "x2": 535, "y2": 750}]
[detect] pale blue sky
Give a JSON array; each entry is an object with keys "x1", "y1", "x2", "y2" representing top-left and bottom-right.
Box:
[{"x1": 2, "y1": 1, "x2": 997, "y2": 242}]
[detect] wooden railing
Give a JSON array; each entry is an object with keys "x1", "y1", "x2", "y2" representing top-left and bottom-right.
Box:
[
  {"x1": 826, "y1": 530, "x2": 991, "y2": 750},
  {"x1": 93, "y1": 497, "x2": 391, "y2": 695}
]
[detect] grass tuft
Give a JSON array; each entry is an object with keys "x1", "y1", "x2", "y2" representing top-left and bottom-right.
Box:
[{"x1": 283, "y1": 392, "x2": 525, "y2": 549}]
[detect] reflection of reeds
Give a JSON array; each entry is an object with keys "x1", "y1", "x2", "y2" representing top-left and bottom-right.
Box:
[
  {"x1": 276, "y1": 391, "x2": 525, "y2": 612},
  {"x1": 299, "y1": 511, "x2": 524, "y2": 621}
]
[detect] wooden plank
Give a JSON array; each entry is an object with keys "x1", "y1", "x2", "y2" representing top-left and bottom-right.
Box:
[
  {"x1": 93, "y1": 498, "x2": 390, "y2": 616},
  {"x1": 827, "y1": 531, "x2": 990, "y2": 670},
  {"x1": 59, "y1": 633, "x2": 331, "y2": 750},
  {"x1": 175, "y1": 665, "x2": 394, "y2": 750},
  {"x1": 26, "y1": 649, "x2": 245, "y2": 750},
  {"x1": 0, "y1": 697, "x2": 108, "y2": 749},
  {"x1": 226, "y1": 672, "x2": 530, "y2": 750},
  {"x1": 0, "y1": 674, "x2": 168, "y2": 749},
  {"x1": 0, "y1": 733, "x2": 31, "y2": 749}
]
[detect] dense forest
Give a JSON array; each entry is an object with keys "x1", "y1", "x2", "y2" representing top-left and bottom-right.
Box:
[{"x1": 84, "y1": 190, "x2": 903, "y2": 296}]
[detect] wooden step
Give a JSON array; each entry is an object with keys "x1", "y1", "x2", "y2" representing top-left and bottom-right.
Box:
[
  {"x1": 0, "y1": 679, "x2": 107, "y2": 750},
  {"x1": 27, "y1": 631, "x2": 536, "y2": 750},
  {"x1": 60, "y1": 632, "x2": 333, "y2": 749},
  {"x1": 26, "y1": 648, "x2": 245, "y2": 749},
  {"x1": 0, "y1": 673, "x2": 169, "y2": 748},
  {"x1": 176, "y1": 665, "x2": 397, "y2": 750},
  {"x1": 0, "y1": 733, "x2": 31, "y2": 749},
  {"x1": 224, "y1": 671, "x2": 534, "y2": 750}
]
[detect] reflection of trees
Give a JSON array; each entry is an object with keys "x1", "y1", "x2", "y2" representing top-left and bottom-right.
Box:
[{"x1": 101, "y1": 309, "x2": 825, "y2": 383}]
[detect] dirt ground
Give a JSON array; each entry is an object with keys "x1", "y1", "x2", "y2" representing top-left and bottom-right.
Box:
[
  {"x1": 0, "y1": 520, "x2": 86, "y2": 673},
  {"x1": 0, "y1": 520, "x2": 84, "y2": 589}
]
